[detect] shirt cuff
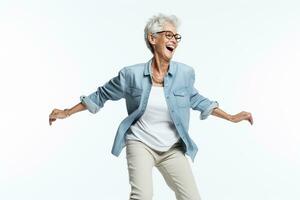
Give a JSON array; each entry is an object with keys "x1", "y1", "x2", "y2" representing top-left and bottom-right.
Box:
[
  {"x1": 80, "y1": 95, "x2": 100, "y2": 114},
  {"x1": 200, "y1": 101, "x2": 219, "y2": 120}
]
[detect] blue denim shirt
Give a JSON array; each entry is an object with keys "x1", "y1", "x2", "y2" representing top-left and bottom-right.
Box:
[{"x1": 80, "y1": 59, "x2": 218, "y2": 161}]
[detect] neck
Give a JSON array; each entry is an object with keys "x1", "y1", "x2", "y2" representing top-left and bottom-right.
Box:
[{"x1": 152, "y1": 54, "x2": 170, "y2": 74}]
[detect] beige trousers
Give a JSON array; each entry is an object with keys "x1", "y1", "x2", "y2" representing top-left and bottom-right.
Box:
[{"x1": 126, "y1": 140, "x2": 201, "y2": 200}]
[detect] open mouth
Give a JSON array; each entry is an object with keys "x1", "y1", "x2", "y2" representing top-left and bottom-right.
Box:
[{"x1": 166, "y1": 46, "x2": 174, "y2": 53}]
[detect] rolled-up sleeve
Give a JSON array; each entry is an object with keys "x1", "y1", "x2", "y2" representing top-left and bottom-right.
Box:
[
  {"x1": 189, "y1": 69, "x2": 219, "y2": 120},
  {"x1": 80, "y1": 67, "x2": 127, "y2": 114}
]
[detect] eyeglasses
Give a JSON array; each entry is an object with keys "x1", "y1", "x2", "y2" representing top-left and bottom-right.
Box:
[{"x1": 154, "y1": 31, "x2": 182, "y2": 42}]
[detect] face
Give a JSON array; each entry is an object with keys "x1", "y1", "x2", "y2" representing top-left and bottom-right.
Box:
[{"x1": 148, "y1": 22, "x2": 180, "y2": 62}]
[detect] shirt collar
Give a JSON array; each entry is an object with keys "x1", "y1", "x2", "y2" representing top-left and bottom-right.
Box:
[{"x1": 144, "y1": 58, "x2": 176, "y2": 76}]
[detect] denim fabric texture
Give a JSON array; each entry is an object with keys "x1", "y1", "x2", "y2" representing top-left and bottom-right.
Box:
[{"x1": 80, "y1": 59, "x2": 218, "y2": 161}]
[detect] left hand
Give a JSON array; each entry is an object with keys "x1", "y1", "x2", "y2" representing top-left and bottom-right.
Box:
[{"x1": 230, "y1": 111, "x2": 253, "y2": 125}]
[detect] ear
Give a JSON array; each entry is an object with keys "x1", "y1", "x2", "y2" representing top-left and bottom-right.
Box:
[{"x1": 148, "y1": 33, "x2": 156, "y2": 45}]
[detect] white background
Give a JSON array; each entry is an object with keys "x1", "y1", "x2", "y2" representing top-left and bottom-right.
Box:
[{"x1": 0, "y1": 0, "x2": 299, "y2": 199}]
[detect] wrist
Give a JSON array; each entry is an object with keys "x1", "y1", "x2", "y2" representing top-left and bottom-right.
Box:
[
  {"x1": 227, "y1": 114, "x2": 234, "y2": 122},
  {"x1": 63, "y1": 109, "x2": 71, "y2": 117}
]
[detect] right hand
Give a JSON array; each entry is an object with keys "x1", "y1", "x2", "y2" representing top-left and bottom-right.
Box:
[{"x1": 49, "y1": 109, "x2": 69, "y2": 126}]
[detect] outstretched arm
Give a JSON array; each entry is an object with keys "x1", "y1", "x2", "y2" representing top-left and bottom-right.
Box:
[
  {"x1": 211, "y1": 107, "x2": 253, "y2": 125},
  {"x1": 49, "y1": 102, "x2": 86, "y2": 126},
  {"x1": 49, "y1": 67, "x2": 127, "y2": 126}
]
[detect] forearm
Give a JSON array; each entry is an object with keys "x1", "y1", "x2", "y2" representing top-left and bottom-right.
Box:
[
  {"x1": 211, "y1": 107, "x2": 233, "y2": 121},
  {"x1": 64, "y1": 102, "x2": 87, "y2": 117}
]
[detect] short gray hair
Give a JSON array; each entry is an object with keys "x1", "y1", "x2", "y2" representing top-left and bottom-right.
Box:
[{"x1": 144, "y1": 14, "x2": 180, "y2": 53}]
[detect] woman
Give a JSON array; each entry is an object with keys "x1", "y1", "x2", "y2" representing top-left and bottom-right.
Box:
[{"x1": 49, "y1": 14, "x2": 253, "y2": 200}]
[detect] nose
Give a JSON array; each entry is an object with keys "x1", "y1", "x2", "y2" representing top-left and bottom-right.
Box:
[{"x1": 170, "y1": 36, "x2": 177, "y2": 43}]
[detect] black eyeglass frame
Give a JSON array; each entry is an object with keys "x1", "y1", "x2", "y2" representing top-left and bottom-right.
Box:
[{"x1": 153, "y1": 30, "x2": 182, "y2": 42}]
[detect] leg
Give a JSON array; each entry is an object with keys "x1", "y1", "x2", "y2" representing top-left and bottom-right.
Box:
[
  {"x1": 126, "y1": 140, "x2": 155, "y2": 200},
  {"x1": 156, "y1": 148, "x2": 201, "y2": 200}
]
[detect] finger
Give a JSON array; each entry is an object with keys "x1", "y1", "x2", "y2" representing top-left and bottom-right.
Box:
[
  {"x1": 249, "y1": 115, "x2": 254, "y2": 125},
  {"x1": 49, "y1": 117, "x2": 56, "y2": 125},
  {"x1": 247, "y1": 119, "x2": 251, "y2": 125},
  {"x1": 245, "y1": 114, "x2": 253, "y2": 125}
]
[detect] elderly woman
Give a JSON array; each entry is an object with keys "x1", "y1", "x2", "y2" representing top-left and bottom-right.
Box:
[{"x1": 49, "y1": 14, "x2": 253, "y2": 200}]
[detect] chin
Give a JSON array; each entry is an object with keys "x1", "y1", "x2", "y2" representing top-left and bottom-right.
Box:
[{"x1": 154, "y1": 49, "x2": 175, "y2": 62}]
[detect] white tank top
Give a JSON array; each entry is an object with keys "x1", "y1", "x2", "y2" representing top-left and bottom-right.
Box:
[{"x1": 126, "y1": 86, "x2": 180, "y2": 151}]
